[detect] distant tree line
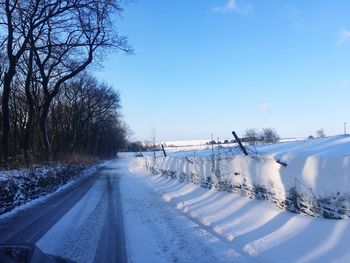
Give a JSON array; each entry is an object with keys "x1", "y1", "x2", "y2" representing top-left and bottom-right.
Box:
[
  {"x1": 207, "y1": 139, "x2": 235, "y2": 145},
  {"x1": 206, "y1": 128, "x2": 280, "y2": 146},
  {"x1": 125, "y1": 141, "x2": 164, "y2": 153},
  {"x1": 0, "y1": 0, "x2": 132, "y2": 167},
  {"x1": 243, "y1": 128, "x2": 280, "y2": 145},
  {"x1": 308, "y1": 128, "x2": 326, "y2": 139},
  {"x1": 126, "y1": 141, "x2": 147, "y2": 152}
]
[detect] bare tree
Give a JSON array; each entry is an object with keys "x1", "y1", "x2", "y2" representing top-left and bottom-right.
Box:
[
  {"x1": 33, "y1": 1, "x2": 131, "y2": 160},
  {"x1": 7, "y1": 71, "x2": 128, "y2": 163},
  {"x1": 48, "y1": 74, "x2": 127, "y2": 160},
  {"x1": 316, "y1": 128, "x2": 326, "y2": 138},
  {"x1": 0, "y1": 0, "x2": 132, "y2": 162},
  {"x1": 0, "y1": 0, "x2": 91, "y2": 162},
  {"x1": 243, "y1": 128, "x2": 259, "y2": 145},
  {"x1": 260, "y1": 128, "x2": 280, "y2": 143}
]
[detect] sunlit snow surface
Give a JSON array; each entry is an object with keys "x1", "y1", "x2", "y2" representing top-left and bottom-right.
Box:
[
  {"x1": 148, "y1": 135, "x2": 350, "y2": 197},
  {"x1": 37, "y1": 157, "x2": 250, "y2": 263},
  {"x1": 129, "y1": 156, "x2": 350, "y2": 263},
  {"x1": 34, "y1": 152, "x2": 350, "y2": 263}
]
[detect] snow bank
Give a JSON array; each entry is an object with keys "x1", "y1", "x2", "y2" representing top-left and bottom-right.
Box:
[
  {"x1": 0, "y1": 164, "x2": 95, "y2": 215},
  {"x1": 136, "y1": 135, "x2": 350, "y2": 219},
  {"x1": 146, "y1": 172, "x2": 350, "y2": 263}
]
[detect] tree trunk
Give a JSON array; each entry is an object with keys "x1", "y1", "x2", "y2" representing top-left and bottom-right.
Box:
[
  {"x1": 23, "y1": 51, "x2": 34, "y2": 165},
  {"x1": 23, "y1": 91, "x2": 34, "y2": 164},
  {"x1": 1, "y1": 69, "x2": 15, "y2": 164},
  {"x1": 39, "y1": 100, "x2": 52, "y2": 162}
]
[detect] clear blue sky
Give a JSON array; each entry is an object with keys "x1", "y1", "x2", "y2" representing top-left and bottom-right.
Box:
[{"x1": 95, "y1": 0, "x2": 350, "y2": 142}]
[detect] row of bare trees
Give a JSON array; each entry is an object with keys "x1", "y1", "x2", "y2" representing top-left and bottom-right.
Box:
[
  {"x1": 8, "y1": 73, "x2": 128, "y2": 163},
  {"x1": 0, "y1": 0, "x2": 132, "y2": 167},
  {"x1": 243, "y1": 128, "x2": 280, "y2": 145}
]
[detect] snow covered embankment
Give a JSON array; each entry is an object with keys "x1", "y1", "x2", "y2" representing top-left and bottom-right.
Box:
[
  {"x1": 140, "y1": 136, "x2": 350, "y2": 219},
  {"x1": 0, "y1": 164, "x2": 97, "y2": 215}
]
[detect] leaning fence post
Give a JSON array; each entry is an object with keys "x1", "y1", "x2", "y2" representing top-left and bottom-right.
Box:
[
  {"x1": 276, "y1": 159, "x2": 287, "y2": 167},
  {"x1": 185, "y1": 157, "x2": 193, "y2": 164},
  {"x1": 232, "y1": 131, "x2": 249, "y2": 156},
  {"x1": 161, "y1": 144, "x2": 167, "y2": 157}
]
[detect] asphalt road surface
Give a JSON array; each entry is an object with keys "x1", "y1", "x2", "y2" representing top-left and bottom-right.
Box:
[
  {"x1": 0, "y1": 166, "x2": 127, "y2": 263},
  {"x1": 0, "y1": 158, "x2": 252, "y2": 263}
]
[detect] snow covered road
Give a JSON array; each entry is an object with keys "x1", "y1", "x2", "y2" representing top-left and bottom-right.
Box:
[
  {"x1": 4, "y1": 155, "x2": 349, "y2": 262},
  {"x1": 0, "y1": 165, "x2": 127, "y2": 263},
  {"x1": 36, "y1": 166, "x2": 127, "y2": 262},
  {"x1": 118, "y1": 159, "x2": 251, "y2": 263},
  {"x1": 0, "y1": 169, "x2": 97, "y2": 244},
  {"x1": 1, "y1": 157, "x2": 251, "y2": 262}
]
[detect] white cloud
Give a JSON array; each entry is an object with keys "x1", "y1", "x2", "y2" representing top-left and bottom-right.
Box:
[
  {"x1": 259, "y1": 102, "x2": 270, "y2": 113},
  {"x1": 338, "y1": 29, "x2": 350, "y2": 44},
  {"x1": 213, "y1": 0, "x2": 253, "y2": 14}
]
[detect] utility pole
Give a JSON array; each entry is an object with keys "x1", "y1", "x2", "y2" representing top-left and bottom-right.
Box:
[
  {"x1": 217, "y1": 137, "x2": 220, "y2": 156},
  {"x1": 152, "y1": 126, "x2": 156, "y2": 160},
  {"x1": 211, "y1": 133, "x2": 215, "y2": 174},
  {"x1": 343, "y1": 122, "x2": 347, "y2": 135}
]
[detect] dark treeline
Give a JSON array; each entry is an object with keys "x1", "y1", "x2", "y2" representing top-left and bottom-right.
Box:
[
  {"x1": 6, "y1": 73, "x2": 128, "y2": 164},
  {"x1": 0, "y1": 0, "x2": 132, "y2": 167}
]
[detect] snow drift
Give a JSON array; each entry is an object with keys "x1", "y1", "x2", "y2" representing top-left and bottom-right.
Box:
[{"x1": 138, "y1": 135, "x2": 350, "y2": 219}]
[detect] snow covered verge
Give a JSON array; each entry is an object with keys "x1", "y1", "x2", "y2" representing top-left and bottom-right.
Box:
[
  {"x1": 138, "y1": 135, "x2": 350, "y2": 219},
  {"x1": 133, "y1": 166, "x2": 350, "y2": 263},
  {"x1": 0, "y1": 164, "x2": 98, "y2": 215}
]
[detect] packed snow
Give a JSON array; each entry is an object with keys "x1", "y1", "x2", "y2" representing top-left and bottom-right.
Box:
[{"x1": 37, "y1": 169, "x2": 113, "y2": 262}]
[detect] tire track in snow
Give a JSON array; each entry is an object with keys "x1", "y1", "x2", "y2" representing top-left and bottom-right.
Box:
[
  {"x1": 36, "y1": 169, "x2": 127, "y2": 263},
  {"x1": 121, "y1": 169, "x2": 251, "y2": 263}
]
